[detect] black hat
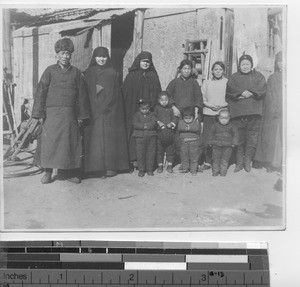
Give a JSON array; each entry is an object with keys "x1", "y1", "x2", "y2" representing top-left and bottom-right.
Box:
[
  {"x1": 54, "y1": 38, "x2": 74, "y2": 54},
  {"x1": 238, "y1": 54, "x2": 253, "y2": 67},
  {"x1": 137, "y1": 98, "x2": 150, "y2": 106}
]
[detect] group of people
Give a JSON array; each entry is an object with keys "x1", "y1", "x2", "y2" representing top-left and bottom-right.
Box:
[{"x1": 31, "y1": 37, "x2": 283, "y2": 184}]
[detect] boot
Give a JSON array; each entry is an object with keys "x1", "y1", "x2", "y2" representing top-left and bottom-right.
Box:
[
  {"x1": 41, "y1": 170, "x2": 52, "y2": 184},
  {"x1": 157, "y1": 164, "x2": 163, "y2": 173},
  {"x1": 244, "y1": 146, "x2": 256, "y2": 172},
  {"x1": 234, "y1": 146, "x2": 244, "y2": 172}
]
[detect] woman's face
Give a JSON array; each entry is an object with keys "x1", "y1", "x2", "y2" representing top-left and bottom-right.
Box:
[
  {"x1": 181, "y1": 65, "x2": 192, "y2": 78},
  {"x1": 212, "y1": 64, "x2": 224, "y2": 78},
  {"x1": 140, "y1": 59, "x2": 151, "y2": 70},
  {"x1": 95, "y1": 56, "x2": 108, "y2": 66},
  {"x1": 239, "y1": 60, "x2": 252, "y2": 74},
  {"x1": 277, "y1": 60, "x2": 283, "y2": 71}
]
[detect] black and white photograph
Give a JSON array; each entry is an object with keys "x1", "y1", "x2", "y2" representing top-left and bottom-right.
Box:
[{"x1": 1, "y1": 5, "x2": 286, "y2": 231}]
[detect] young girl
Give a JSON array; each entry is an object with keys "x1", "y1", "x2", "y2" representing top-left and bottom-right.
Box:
[
  {"x1": 166, "y1": 60, "x2": 203, "y2": 164},
  {"x1": 201, "y1": 61, "x2": 228, "y2": 171}
]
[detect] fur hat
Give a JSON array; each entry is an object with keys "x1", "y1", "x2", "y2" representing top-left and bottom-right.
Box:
[{"x1": 54, "y1": 38, "x2": 74, "y2": 54}]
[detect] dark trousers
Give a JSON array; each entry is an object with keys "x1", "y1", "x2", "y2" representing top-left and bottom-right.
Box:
[
  {"x1": 212, "y1": 146, "x2": 233, "y2": 175},
  {"x1": 135, "y1": 136, "x2": 156, "y2": 172},
  {"x1": 157, "y1": 138, "x2": 175, "y2": 164},
  {"x1": 180, "y1": 139, "x2": 200, "y2": 173},
  {"x1": 232, "y1": 115, "x2": 261, "y2": 164}
]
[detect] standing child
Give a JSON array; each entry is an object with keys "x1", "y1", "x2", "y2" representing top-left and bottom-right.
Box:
[
  {"x1": 201, "y1": 61, "x2": 228, "y2": 171},
  {"x1": 166, "y1": 60, "x2": 203, "y2": 163},
  {"x1": 178, "y1": 107, "x2": 201, "y2": 175},
  {"x1": 154, "y1": 91, "x2": 178, "y2": 173},
  {"x1": 133, "y1": 99, "x2": 157, "y2": 177},
  {"x1": 208, "y1": 109, "x2": 239, "y2": 176}
]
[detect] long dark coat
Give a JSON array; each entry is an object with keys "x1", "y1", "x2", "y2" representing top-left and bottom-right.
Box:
[
  {"x1": 32, "y1": 64, "x2": 90, "y2": 169},
  {"x1": 122, "y1": 51, "x2": 162, "y2": 162},
  {"x1": 254, "y1": 61, "x2": 283, "y2": 167},
  {"x1": 83, "y1": 64, "x2": 130, "y2": 172}
]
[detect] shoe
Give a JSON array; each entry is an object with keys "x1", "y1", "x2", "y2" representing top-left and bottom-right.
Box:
[
  {"x1": 106, "y1": 170, "x2": 117, "y2": 177},
  {"x1": 67, "y1": 177, "x2": 81, "y2": 184},
  {"x1": 220, "y1": 173, "x2": 226, "y2": 177},
  {"x1": 197, "y1": 165, "x2": 203, "y2": 173},
  {"x1": 41, "y1": 172, "x2": 52, "y2": 184},
  {"x1": 244, "y1": 159, "x2": 252, "y2": 172},
  {"x1": 212, "y1": 172, "x2": 219, "y2": 177},
  {"x1": 191, "y1": 171, "x2": 197, "y2": 176},
  {"x1": 178, "y1": 164, "x2": 183, "y2": 171},
  {"x1": 166, "y1": 164, "x2": 173, "y2": 173},
  {"x1": 201, "y1": 163, "x2": 211, "y2": 170},
  {"x1": 157, "y1": 165, "x2": 163, "y2": 173},
  {"x1": 234, "y1": 164, "x2": 243, "y2": 173},
  {"x1": 180, "y1": 169, "x2": 189, "y2": 173},
  {"x1": 138, "y1": 171, "x2": 145, "y2": 177},
  {"x1": 147, "y1": 171, "x2": 154, "y2": 176}
]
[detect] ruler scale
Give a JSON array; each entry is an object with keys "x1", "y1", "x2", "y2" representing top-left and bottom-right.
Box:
[{"x1": 0, "y1": 241, "x2": 269, "y2": 286}]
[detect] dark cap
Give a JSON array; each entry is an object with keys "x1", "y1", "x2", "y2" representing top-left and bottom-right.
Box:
[
  {"x1": 54, "y1": 38, "x2": 74, "y2": 54},
  {"x1": 239, "y1": 54, "x2": 253, "y2": 67},
  {"x1": 137, "y1": 98, "x2": 150, "y2": 106}
]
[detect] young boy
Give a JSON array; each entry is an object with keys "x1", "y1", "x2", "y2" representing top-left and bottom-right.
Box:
[
  {"x1": 132, "y1": 99, "x2": 157, "y2": 177},
  {"x1": 154, "y1": 91, "x2": 178, "y2": 173},
  {"x1": 31, "y1": 38, "x2": 90, "y2": 184},
  {"x1": 208, "y1": 109, "x2": 239, "y2": 176},
  {"x1": 177, "y1": 107, "x2": 201, "y2": 175}
]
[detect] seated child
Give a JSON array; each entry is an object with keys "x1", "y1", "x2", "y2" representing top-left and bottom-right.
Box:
[
  {"x1": 132, "y1": 99, "x2": 157, "y2": 177},
  {"x1": 208, "y1": 109, "x2": 239, "y2": 176},
  {"x1": 178, "y1": 107, "x2": 201, "y2": 175},
  {"x1": 154, "y1": 91, "x2": 178, "y2": 173}
]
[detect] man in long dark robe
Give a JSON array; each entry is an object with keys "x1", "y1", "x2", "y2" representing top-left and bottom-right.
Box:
[
  {"x1": 122, "y1": 51, "x2": 162, "y2": 169},
  {"x1": 32, "y1": 38, "x2": 90, "y2": 184},
  {"x1": 83, "y1": 47, "x2": 130, "y2": 177},
  {"x1": 226, "y1": 54, "x2": 267, "y2": 172}
]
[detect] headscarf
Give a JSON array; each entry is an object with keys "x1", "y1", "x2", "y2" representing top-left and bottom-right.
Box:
[
  {"x1": 54, "y1": 38, "x2": 74, "y2": 53},
  {"x1": 274, "y1": 51, "x2": 282, "y2": 72},
  {"x1": 88, "y1": 47, "x2": 112, "y2": 69},
  {"x1": 128, "y1": 51, "x2": 158, "y2": 74}
]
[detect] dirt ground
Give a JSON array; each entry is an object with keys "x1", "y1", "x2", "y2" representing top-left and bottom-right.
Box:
[{"x1": 2, "y1": 150, "x2": 284, "y2": 231}]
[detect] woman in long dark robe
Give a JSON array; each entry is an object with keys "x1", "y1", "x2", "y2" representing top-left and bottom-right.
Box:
[
  {"x1": 254, "y1": 51, "x2": 283, "y2": 172},
  {"x1": 84, "y1": 47, "x2": 130, "y2": 177},
  {"x1": 122, "y1": 51, "x2": 162, "y2": 169}
]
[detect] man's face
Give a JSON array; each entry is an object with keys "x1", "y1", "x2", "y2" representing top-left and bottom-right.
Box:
[{"x1": 57, "y1": 51, "x2": 71, "y2": 67}]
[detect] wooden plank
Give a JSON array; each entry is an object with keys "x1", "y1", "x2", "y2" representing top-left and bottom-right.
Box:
[
  {"x1": 133, "y1": 10, "x2": 145, "y2": 61},
  {"x1": 101, "y1": 23, "x2": 112, "y2": 52}
]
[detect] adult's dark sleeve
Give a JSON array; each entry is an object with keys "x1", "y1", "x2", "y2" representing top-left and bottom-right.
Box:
[
  {"x1": 193, "y1": 80, "x2": 203, "y2": 108},
  {"x1": 147, "y1": 113, "x2": 157, "y2": 130},
  {"x1": 31, "y1": 67, "x2": 51, "y2": 119},
  {"x1": 76, "y1": 71, "x2": 90, "y2": 120},
  {"x1": 226, "y1": 74, "x2": 243, "y2": 101},
  {"x1": 166, "y1": 80, "x2": 176, "y2": 106},
  {"x1": 249, "y1": 71, "x2": 267, "y2": 100}
]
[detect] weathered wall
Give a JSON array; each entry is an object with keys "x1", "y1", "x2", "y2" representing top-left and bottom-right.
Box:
[
  {"x1": 232, "y1": 7, "x2": 272, "y2": 79},
  {"x1": 123, "y1": 8, "x2": 234, "y2": 90}
]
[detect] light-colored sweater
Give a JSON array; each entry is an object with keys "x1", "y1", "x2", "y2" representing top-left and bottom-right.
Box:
[{"x1": 201, "y1": 77, "x2": 228, "y2": 116}]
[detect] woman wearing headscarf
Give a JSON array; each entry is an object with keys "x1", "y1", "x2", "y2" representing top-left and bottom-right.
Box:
[
  {"x1": 254, "y1": 51, "x2": 283, "y2": 172},
  {"x1": 122, "y1": 51, "x2": 162, "y2": 169},
  {"x1": 83, "y1": 47, "x2": 130, "y2": 177},
  {"x1": 226, "y1": 54, "x2": 267, "y2": 172}
]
